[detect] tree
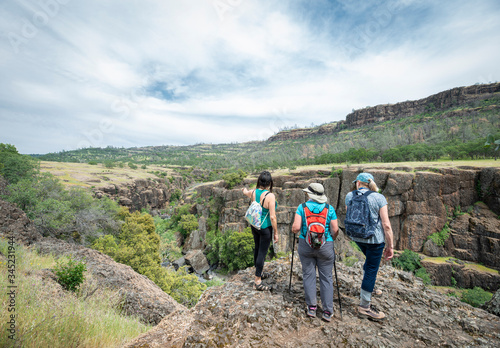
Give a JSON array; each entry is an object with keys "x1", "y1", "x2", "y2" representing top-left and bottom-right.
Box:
[
  {"x1": 179, "y1": 214, "x2": 198, "y2": 237},
  {"x1": 222, "y1": 169, "x2": 247, "y2": 189},
  {"x1": 484, "y1": 134, "x2": 500, "y2": 160},
  {"x1": 0, "y1": 143, "x2": 39, "y2": 184}
]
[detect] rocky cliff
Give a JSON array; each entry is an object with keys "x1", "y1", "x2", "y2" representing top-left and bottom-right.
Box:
[
  {"x1": 268, "y1": 82, "x2": 500, "y2": 141},
  {"x1": 345, "y1": 82, "x2": 500, "y2": 128},
  {"x1": 193, "y1": 166, "x2": 500, "y2": 274},
  {"x1": 124, "y1": 256, "x2": 500, "y2": 347},
  {"x1": 94, "y1": 175, "x2": 191, "y2": 212}
]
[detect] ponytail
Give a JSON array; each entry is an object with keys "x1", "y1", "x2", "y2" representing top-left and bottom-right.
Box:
[{"x1": 368, "y1": 178, "x2": 379, "y2": 192}]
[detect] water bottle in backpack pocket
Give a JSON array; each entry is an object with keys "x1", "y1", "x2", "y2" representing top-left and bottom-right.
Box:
[
  {"x1": 303, "y1": 203, "x2": 330, "y2": 249},
  {"x1": 344, "y1": 190, "x2": 377, "y2": 239}
]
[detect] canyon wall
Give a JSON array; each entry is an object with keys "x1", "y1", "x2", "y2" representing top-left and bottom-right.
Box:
[
  {"x1": 194, "y1": 166, "x2": 500, "y2": 270},
  {"x1": 93, "y1": 175, "x2": 191, "y2": 212}
]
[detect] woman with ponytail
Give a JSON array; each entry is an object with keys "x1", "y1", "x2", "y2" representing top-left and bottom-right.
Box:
[
  {"x1": 242, "y1": 171, "x2": 278, "y2": 291},
  {"x1": 345, "y1": 173, "x2": 394, "y2": 321}
]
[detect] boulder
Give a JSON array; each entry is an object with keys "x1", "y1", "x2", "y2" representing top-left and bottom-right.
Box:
[
  {"x1": 172, "y1": 257, "x2": 185, "y2": 271},
  {"x1": 184, "y1": 250, "x2": 209, "y2": 274},
  {"x1": 483, "y1": 289, "x2": 500, "y2": 317},
  {"x1": 423, "y1": 239, "x2": 447, "y2": 257}
]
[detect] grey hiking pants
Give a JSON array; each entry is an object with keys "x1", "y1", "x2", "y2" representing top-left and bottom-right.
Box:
[{"x1": 298, "y1": 238, "x2": 335, "y2": 313}]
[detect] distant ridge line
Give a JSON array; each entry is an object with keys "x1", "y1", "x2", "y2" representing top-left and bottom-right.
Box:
[{"x1": 268, "y1": 82, "x2": 500, "y2": 142}]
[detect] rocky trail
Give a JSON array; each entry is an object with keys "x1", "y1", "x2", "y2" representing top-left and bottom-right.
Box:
[{"x1": 124, "y1": 256, "x2": 500, "y2": 348}]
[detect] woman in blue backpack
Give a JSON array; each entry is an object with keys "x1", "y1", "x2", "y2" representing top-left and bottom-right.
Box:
[
  {"x1": 242, "y1": 171, "x2": 278, "y2": 291},
  {"x1": 345, "y1": 173, "x2": 394, "y2": 321},
  {"x1": 292, "y1": 183, "x2": 339, "y2": 322}
]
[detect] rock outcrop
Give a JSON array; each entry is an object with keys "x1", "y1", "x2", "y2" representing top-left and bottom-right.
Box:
[
  {"x1": 36, "y1": 237, "x2": 185, "y2": 325},
  {"x1": 483, "y1": 289, "x2": 500, "y2": 317},
  {"x1": 0, "y1": 199, "x2": 41, "y2": 246},
  {"x1": 94, "y1": 175, "x2": 191, "y2": 212},
  {"x1": 422, "y1": 259, "x2": 500, "y2": 292},
  {"x1": 268, "y1": 82, "x2": 500, "y2": 141},
  {"x1": 124, "y1": 256, "x2": 500, "y2": 347},
  {"x1": 447, "y1": 202, "x2": 500, "y2": 267},
  {"x1": 345, "y1": 83, "x2": 500, "y2": 128}
]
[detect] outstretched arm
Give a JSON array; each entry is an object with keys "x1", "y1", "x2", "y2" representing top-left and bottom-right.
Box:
[{"x1": 241, "y1": 187, "x2": 253, "y2": 199}]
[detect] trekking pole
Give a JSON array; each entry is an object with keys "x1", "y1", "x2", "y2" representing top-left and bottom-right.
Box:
[
  {"x1": 289, "y1": 232, "x2": 296, "y2": 293},
  {"x1": 333, "y1": 255, "x2": 343, "y2": 320}
]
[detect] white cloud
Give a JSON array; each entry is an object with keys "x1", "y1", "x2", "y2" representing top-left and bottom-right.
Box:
[{"x1": 0, "y1": 0, "x2": 499, "y2": 154}]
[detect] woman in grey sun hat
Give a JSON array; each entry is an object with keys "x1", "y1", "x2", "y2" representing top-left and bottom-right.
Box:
[{"x1": 292, "y1": 183, "x2": 339, "y2": 322}]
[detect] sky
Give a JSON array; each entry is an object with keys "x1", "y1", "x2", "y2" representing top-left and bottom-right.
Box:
[{"x1": 1, "y1": 0, "x2": 500, "y2": 154}]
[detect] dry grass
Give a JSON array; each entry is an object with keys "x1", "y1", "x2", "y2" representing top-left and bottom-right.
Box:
[
  {"x1": 0, "y1": 240, "x2": 151, "y2": 347},
  {"x1": 280, "y1": 158, "x2": 500, "y2": 175},
  {"x1": 40, "y1": 161, "x2": 175, "y2": 188}
]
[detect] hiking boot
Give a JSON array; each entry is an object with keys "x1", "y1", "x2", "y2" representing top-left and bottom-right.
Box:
[
  {"x1": 358, "y1": 305, "x2": 386, "y2": 321},
  {"x1": 306, "y1": 305, "x2": 317, "y2": 318},
  {"x1": 322, "y1": 310, "x2": 332, "y2": 322}
]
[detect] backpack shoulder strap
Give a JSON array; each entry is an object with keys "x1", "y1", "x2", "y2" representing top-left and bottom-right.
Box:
[{"x1": 261, "y1": 191, "x2": 270, "y2": 206}]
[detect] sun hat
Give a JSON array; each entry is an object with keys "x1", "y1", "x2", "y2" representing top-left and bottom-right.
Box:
[
  {"x1": 302, "y1": 183, "x2": 328, "y2": 204},
  {"x1": 353, "y1": 172, "x2": 375, "y2": 184}
]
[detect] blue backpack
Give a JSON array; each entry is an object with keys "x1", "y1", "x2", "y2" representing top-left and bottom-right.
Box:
[{"x1": 344, "y1": 190, "x2": 378, "y2": 239}]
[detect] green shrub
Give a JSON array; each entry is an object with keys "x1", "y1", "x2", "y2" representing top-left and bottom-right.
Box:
[
  {"x1": 451, "y1": 276, "x2": 457, "y2": 288},
  {"x1": 179, "y1": 214, "x2": 198, "y2": 237},
  {"x1": 415, "y1": 267, "x2": 432, "y2": 285},
  {"x1": 205, "y1": 278, "x2": 225, "y2": 287},
  {"x1": 221, "y1": 229, "x2": 254, "y2": 271},
  {"x1": 0, "y1": 143, "x2": 39, "y2": 184},
  {"x1": 344, "y1": 256, "x2": 359, "y2": 267},
  {"x1": 103, "y1": 160, "x2": 115, "y2": 168},
  {"x1": 163, "y1": 266, "x2": 206, "y2": 307},
  {"x1": 141, "y1": 164, "x2": 147, "y2": 169},
  {"x1": 4, "y1": 173, "x2": 121, "y2": 243},
  {"x1": 461, "y1": 287, "x2": 493, "y2": 307},
  {"x1": 93, "y1": 211, "x2": 206, "y2": 307},
  {"x1": 427, "y1": 224, "x2": 450, "y2": 246},
  {"x1": 54, "y1": 256, "x2": 87, "y2": 292},
  {"x1": 392, "y1": 249, "x2": 421, "y2": 273},
  {"x1": 350, "y1": 241, "x2": 361, "y2": 253},
  {"x1": 88, "y1": 160, "x2": 98, "y2": 165},
  {"x1": 154, "y1": 216, "x2": 182, "y2": 262},
  {"x1": 222, "y1": 169, "x2": 247, "y2": 189},
  {"x1": 207, "y1": 228, "x2": 254, "y2": 271},
  {"x1": 128, "y1": 162, "x2": 138, "y2": 169},
  {"x1": 330, "y1": 167, "x2": 343, "y2": 177},
  {"x1": 170, "y1": 189, "x2": 182, "y2": 202}
]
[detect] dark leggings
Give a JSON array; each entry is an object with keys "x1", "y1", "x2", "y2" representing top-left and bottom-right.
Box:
[{"x1": 252, "y1": 226, "x2": 273, "y2": 278}]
